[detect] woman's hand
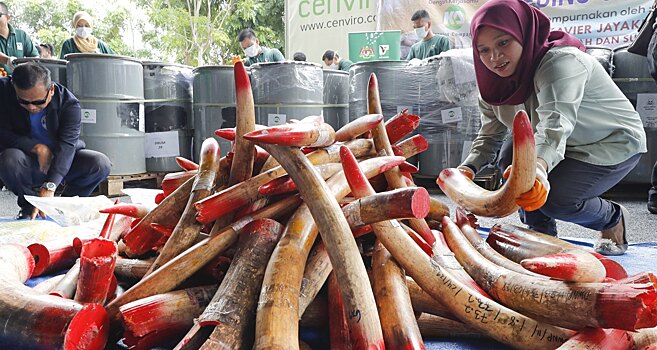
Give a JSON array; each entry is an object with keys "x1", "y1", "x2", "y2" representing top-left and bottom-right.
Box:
[{"x1": 503, "y1": 161, "x2": 550, "y2": 211}]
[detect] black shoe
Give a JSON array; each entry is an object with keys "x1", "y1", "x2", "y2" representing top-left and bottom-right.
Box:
[
  {"x1": 648, "y1": 187, "x2": 657, "y2": 214},
  {"x1": 14, "y1": 208, "x2": 31, "y2": 220}
]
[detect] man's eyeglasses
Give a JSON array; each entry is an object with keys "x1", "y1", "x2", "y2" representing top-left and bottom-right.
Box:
[{"x1": 17, "y1": 87, "x2": 51, "y2": 106}]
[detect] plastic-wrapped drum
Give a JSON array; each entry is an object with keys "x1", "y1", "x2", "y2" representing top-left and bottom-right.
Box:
[
  {"x1": 585, "y1": 46, "x2": 614, "y2": 76},
  {"x1": 322, "y1": 69, "x2": 349, "y2": 130},
  {"x1": 613, "y1": 45, "x2": 657, "y2": 184},
  {"x1": 251, "y1": 61, "x2": 323, "y2": 126},
  {"x1": 66, "y1": 53, "x2": 145, "y2": 175},
  {"x1": 143, "y1": 62, "x2": 193, "y2": 172},
  {"x1": 348, "y1": 60, "x2": 411, "y2": 121},
  {"x1": 192, "y1": 65, "x2": 236, "y2": 158},
  {"x1": 14, "y1": 57, "x2": 68, "y2": 86},
  {"x1": 416, "y1": 51, "x2": 480, "y2": 177}
]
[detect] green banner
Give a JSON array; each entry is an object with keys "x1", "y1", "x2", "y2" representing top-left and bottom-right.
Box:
[{"x1": 348, "y1": 30, "x2": 401, "y2": 62}]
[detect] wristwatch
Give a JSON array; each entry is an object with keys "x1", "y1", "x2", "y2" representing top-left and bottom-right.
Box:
[{"x1": 41, "y1": 182, "x2": 57, "y2": 192}]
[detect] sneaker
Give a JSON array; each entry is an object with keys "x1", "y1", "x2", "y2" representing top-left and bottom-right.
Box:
[
  {"x1": 594, "y1": 202, "x2": 628, "y2": 256},
  {"x1": 648, "y1": 187, "x2": 657, "y2": 214}
]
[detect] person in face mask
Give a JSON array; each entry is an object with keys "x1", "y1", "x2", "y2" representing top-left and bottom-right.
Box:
[
  {"x1": 0, "y1": 2, "x2": 39, "y2": 75},
  {"x1": 238, "y1": 28, "x2": 284, "y2": 67},
  {"x1": 59, "y1": 11, "x2": 114, "y2": 59},
  {"x1": 406, "y1": 9, "x2": 450, "y2": 60},
  {"x1": 321, "y1": 50, "x2": 352, "y2": 72}
]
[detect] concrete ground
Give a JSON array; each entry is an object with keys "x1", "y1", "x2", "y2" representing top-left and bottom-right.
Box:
[{"x1": 0, "y1": 182, "x2": 655, "y2": 244}]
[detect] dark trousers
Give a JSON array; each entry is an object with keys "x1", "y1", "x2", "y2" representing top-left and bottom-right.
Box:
[
  {"x1": 0, "y1": 148, "x2": 112, "y2": 210},
  {"x1": 498, "y1": 139, "x2": 640, "y2": 236}
]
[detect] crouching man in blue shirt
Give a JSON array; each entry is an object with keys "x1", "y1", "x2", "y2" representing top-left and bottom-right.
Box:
[{"x1": 0, "y1": 62, "x2": 111, "y2": 219}]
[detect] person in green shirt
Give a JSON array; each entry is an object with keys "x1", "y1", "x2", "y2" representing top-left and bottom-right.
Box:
[
  {"x1": 59, "y1": 11, "x2": 114, "y2": 59},
  {"x1": 407, "y1": 9, "x2": 450, "y2": 60},
  {"x1": 0, "y1": 2, "x2": 39, "y2": 74},
  {"x1": 321, "y1": 50, "x2": 352, "y2": 72},
  {"x1": 238, "y1": 28, "x2": 284, "y2": 67}
]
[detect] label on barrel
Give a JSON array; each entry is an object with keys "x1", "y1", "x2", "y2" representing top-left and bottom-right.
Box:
[
  {"x1": 441, "y1": 107, "x2": 463, "y2": 124},
  {"x1": 81, "y1": 109, "x2": 97, "y2": 124},
  {"x1": 144, "y1": 131, "x2": 180, "y2": 158},
  {"x1": 636, "y1": 93, "x2": 657, "y2": 128},
  {"x1": 268, "y1": 113, "x2": 286, "y2": 126}
]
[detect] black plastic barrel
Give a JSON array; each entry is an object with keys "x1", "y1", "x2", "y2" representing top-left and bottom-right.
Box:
[
  {"x1": 14, "y1": 57, "x2": 68, "y2": 86},
  {"x1": 417, "y1": 52, "x2": 480, "y2": 177},
  {"x1": 142, "y1": 62, "x2": 193, "y2": 172},
  {"x1": 585, "y1": 46, "x2": 614, "y2": 76},
  {"x1": 192, "y1": 65, "x2": 236, "y2": 158},
  {"x1": 613, "y1": 45, "x2": 657, "y2": 184},
  {"x1": 251, "y1": 61, "x2": 324, "y2": 126},
  {"x1": 322, "y1": 69, "x2": 349, "y2": 130}
]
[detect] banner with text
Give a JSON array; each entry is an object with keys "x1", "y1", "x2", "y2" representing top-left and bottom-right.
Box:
[
  {"x1": 376, "y1": 0, "x2": 652, "y2": 59},
  {"x1": 286, "y1": 0, "x2": 378, "y2": 65}
]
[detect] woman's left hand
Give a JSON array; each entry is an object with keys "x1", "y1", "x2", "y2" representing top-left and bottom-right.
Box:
[{"x1": 503, "y1": 162, "x2": 550, "y2": 212}]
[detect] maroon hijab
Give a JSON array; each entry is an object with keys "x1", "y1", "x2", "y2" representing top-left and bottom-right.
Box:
[{"x1": 470, "y1": 0, "x2": 585, "y2": 106}]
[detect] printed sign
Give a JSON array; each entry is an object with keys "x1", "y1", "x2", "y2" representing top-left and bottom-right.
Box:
[
  {"x1": 441, "y1": 106, "x2": 463, "y2": 124},
  {"x1": 144, "y1": 131, "x2": 180, "y2": 158},
  {"x1": 81, "y1": 109, "x2": 96, "y2": 124},
  {"x1": 637, "y1": 93, "x2": 657, "y2": 128},
  {"x1": 375, "y1": 0, "x2": 653, "y2": 57},
  {"x1": 348, "y1": 30, "x2": 401, "y2": 62},
  {"x1": 268, "y1": 113, "x2": 287, "y2": 126},
  {"x1": 286, "y1": 0, "x2": 378, "y2": 65}
]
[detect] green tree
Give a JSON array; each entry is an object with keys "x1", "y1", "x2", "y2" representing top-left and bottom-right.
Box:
[
  {"x1": 138, "y1": 0, "x2": 284, "y2": 65},
  {"x1": 137, "y1": 0, "x2": 234, "y2": 66},
  {"x1": 4, "y1": 0, "x2": 142, "y2": 58},
  {"x1": 222, "y1": 0, "x2": 284, "y2": 62},
  {"x1": 3, "y1": 0, "x2": 286, "y2": 65}
]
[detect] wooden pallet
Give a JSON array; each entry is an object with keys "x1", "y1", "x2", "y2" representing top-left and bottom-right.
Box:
[{"x1": 98, "y1": 172, "x2": 167, "y2": 197}]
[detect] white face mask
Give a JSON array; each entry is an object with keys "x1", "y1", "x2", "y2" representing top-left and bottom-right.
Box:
[
  {"x1": 414, "y1": 26, "x2": 428, "y2": 39},
  {"x1": 75, "y1": 27, "x2": 93, "y2": 39},
  {"x1": 327, "y1": 63, "x2": 338, "y2": 69},
  {"x1": 243, "y1": 43, "x2": 259, "y2": 58}
]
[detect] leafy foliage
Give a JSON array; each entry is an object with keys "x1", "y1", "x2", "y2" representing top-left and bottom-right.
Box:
[
  {"x1": 137, "y1": 0, "x2": 284, "y2": 65},
  {"x1": 2, "y1": 0, "x2": 284, "y2": 65}
]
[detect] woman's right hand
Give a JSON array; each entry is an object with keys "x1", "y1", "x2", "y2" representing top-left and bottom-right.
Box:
[{"x1": 503, "y1": 162, "x2": 550, "y2": 211}]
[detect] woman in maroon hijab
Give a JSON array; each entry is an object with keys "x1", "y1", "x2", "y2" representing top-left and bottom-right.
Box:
[{"x1": 457, "y1": 0, "x2": 646, "y2": 255}]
